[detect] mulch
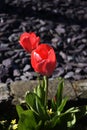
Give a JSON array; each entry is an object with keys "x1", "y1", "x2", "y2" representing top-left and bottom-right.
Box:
[{"x1": 0, "y1": 0, "x2": 87, "y2": 83}]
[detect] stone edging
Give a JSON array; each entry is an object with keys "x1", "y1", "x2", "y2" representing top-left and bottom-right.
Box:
[
  {"x1": 9, "y1": 79, "x2": 87, "y2": 105},
  {"x1": 0, "y1": 79, "x2": 87, "y2": 105}
]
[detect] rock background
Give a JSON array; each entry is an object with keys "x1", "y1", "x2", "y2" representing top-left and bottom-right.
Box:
[{"x1": 0, "y1": 0, "x2": 87, "y2": 83}]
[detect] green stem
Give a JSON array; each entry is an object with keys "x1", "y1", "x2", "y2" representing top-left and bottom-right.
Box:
[{"x1": 44, "y1": 76, "x2": 48, "y2": 108}]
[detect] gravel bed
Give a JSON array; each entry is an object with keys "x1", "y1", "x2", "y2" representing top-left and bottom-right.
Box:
[{"x1": 0, "y1": 0, "x2": 87, "y2": 83}]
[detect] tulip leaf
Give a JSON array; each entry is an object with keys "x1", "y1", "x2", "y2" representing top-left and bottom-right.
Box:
[
  {"x1": 51, "y1": 98, "x2": 57, "y2": 111},
  {"x1": 35, "y1": 84, "x2": 45, "y2": 106},
  {"x1": 25, "y1": 92, "x2": 38, "y2": 114},
  {"x1": 25, "y1": 91, "x2": 49, "y2": 120},
  {"x1": 48, "y1": 109, "x2": 75, "y2": 129},
  {"x1": 16, "y1": 105, "x2": 24, "y2": 118},
  {"x1": 35, "y1": 95, "x2": 49, "y2": 121},
  {"x1": 17, "y1": 110, "x2": 39, "y2": 130},
  {"x1": 57, "y1": 97, "x2": 68, "y2": 112},
  {"x1": 56, "y1": 78, "x2": 64, "y2": 108}
]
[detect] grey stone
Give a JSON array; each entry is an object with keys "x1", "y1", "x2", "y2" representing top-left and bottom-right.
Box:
[
  {"x1": 55, "y1": 25, "x2": 65, "y2": 35},
  {"x1": 22, "y1": 57, "x2": 29, "y2": 65},
  {"x1": 13, "y1": 69, "x2": 21, "y2": 77},
  {"x1": 23, "y1": 64, "x2": 31, "y2": 72},
  {"x1": 59, "y1": 51, "x2": 67, "y2": 60},
  {"x1": 53, "y1": 67, "x2": 64, "y2": 77},
  {"x1": 75, "y1": 68, "x2": 82, "y2": 74},
  {"x1": 64, "y1": 72, "x2": 74, "y2": 79},
  {"x1": 23, "y1": 72, "x2": 33, "y2": 80},
  {"x1": 10, "y1": 79, "x2": 87, "y2": 105},
  {"x1": 2, "y1": 58, "x2": 12, "y2": 68},
  {"x1": 0, "y1": 83, "x2": 10, "y2": 102},
  {"x1": 0, "y1": 64, "x2": 8, "y2": 80},
  {"x1": 20, "y1": 75, "x2": 28, "y2": 81}
]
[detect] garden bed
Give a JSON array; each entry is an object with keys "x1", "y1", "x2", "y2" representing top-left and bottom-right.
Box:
[
  {"x1": 0, "y1": 0, "x2": 87, "y2": 129},
  {"x1": 0, "y1": 0, "x2": 87, "y2": 83}
]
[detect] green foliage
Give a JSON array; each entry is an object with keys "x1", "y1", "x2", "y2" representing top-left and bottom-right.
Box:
[
  {"x1": 16, "y1": 109, "x2": 39, "y2": 130},
  {"x1": 16, "y1": 77, "x2": 87, "y2": 130}
]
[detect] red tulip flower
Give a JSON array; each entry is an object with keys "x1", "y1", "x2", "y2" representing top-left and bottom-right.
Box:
[
  {"x1": 31, "y1": 44, "x2": 56, "y2": 76},
  {"x1": 19, "y1": 32, "x2": 40, "y2": 53}
]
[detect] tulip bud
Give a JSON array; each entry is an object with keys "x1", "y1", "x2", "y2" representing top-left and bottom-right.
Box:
[{"x1": 19, "y1": 32, "x2": 40, "y2": 53}]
